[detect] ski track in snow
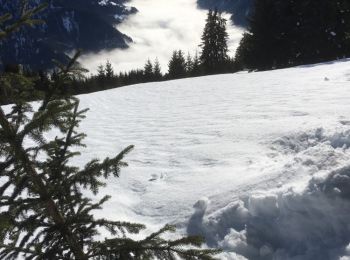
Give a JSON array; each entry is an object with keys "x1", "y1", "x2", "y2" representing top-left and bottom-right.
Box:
[{"x1": 72, "y1": 60, "x2": 350, "y2": 229}]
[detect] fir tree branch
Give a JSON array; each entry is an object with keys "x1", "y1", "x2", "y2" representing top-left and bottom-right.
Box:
[
  {"x1": 0, "y1": 107, "x2": 88, "y2": 260},
  {"x1": 0, "y1": 2, "x2": 48, "y2": 40}
]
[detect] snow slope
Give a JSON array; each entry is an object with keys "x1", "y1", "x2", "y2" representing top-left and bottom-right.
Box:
[{"x1": 75, "y1": 60, "x2": 350, "y2": 259}]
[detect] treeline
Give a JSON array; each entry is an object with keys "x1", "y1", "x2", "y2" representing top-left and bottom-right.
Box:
[
  {"x1": 235, "y1": 0, "x2": 350, "y2": 70},
  {"x1": 68, "y1": 0, "x2": 350, "y2": 95},
  {"x1": 0, "y1": 9, "x2": 235, "y2": 103},
  {"x1": 2, "y1": 2, "x2": 350, "y2": 105},
  {"x1": 68, "y1": 9, "x2": 237, "y2": 95}
]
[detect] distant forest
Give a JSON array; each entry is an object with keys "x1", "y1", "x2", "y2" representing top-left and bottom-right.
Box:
[
  {"x1": 1, "y1": 9, "x2": 234, "y2": 104},
  {"x1": 1, "y1": 0, "x2": 350, "y2": 105}
]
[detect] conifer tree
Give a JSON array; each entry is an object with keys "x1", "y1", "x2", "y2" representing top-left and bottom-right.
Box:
[
  {"x1": 0, "y1": 2, "x2": 220, "y2": 259},
  {"x1": 97, "y1": 64, "x2": 105, "y2": 78},
  {"x1": 143, "y1": 59, "x2": 154, "y2": 82},
  {"x1": 105, "y1": 60, "x2": 114, "y2": 79},
  {"x1": 96, "y1": 64, "x2": 106, "y2": 89},
  {"x1": 168, "y1": 50, "x2": 186, "y2": 79},
  {"x1": 235, "y1": 0, "x2": 350, "y2": 70},
  {"x1": 185, "y1": 53, "x2": 193, "y2": 76},
  {"x1": 191, "y1": 51, "x2": 202, "y2": 77},
  {"x1": 153, "y1": 58, "x2": 163, "y2": 81},
  {"x1": 200, "y1": 9, "x2": 229, "y2": 74}
]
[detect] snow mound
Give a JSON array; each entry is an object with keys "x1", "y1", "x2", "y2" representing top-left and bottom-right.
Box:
[
  {"x1": 188, "y1": 168, "x2": 350, "y2": 259},
  {"x1": 270, "y1": 127, "x2": 350, "y2": 175},
  {"x1": 187, "y1": 128, "x2": 350, "y2": 259},
  {"x1": 272, "y1": 127, "x2": 350, "y2": 153}
]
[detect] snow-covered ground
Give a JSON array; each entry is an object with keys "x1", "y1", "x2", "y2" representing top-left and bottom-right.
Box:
[{"x1": 74, "y1": 60, "x2": 350, "y2": 259}]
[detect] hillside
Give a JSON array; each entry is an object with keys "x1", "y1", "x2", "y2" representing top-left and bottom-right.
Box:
[
  {"x1": 0, "y1": 0, "x2": 136, "y2": 70},
  {"x1": 58, "y1": 60, "x2": 350, "y2": 259}
]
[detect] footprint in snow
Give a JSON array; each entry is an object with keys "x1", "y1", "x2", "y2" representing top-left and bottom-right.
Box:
[
  {"x1": 340, "y1": 120, "x2": 350, "y2": 126},
  {"x1": 149, "y1": 173, "x2": 167, "y2": 182},
  {"x1": 291, "y1": 111, "x2": 309, "y2": 117}
]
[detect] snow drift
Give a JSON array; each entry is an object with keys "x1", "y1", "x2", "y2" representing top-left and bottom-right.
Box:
[
  {"x1": 72, "y1": 59, "x2": 350, "y2": 259},
  {"x1": 188, "y1": 129, "x2": 350, "y2": 259}
]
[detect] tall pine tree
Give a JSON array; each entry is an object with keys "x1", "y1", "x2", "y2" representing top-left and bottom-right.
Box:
[
  {"x1": 191, "y1": 51, "x2": 202, "y2": 77},
  {"x1": 200, "y1": 9, "x2": 229, "y2": 74},
  {"x1": 153, "y1": 58, "x2": 163, "y2": 81},
  {"x1": 105, "y1": 60, "x2": 114, "y2": 79},
  {"x1": 143, "y1": 58, "x2": 154, "y2": 82}
]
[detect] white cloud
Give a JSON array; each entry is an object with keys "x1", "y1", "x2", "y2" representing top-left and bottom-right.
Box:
[{"x1": 79, "y1": 0, "x2": 244, "y2": 74}]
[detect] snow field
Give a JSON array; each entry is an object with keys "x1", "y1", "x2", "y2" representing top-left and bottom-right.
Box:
[{"x1": 9, "y1": 59, "x2": 350, "y2": 259}]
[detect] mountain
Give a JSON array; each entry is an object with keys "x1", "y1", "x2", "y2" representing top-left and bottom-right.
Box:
[
  {"x1": 197, "y1": 0, "x2": 254, "y2": 27},
  {"x1": 0, "y1": 0, "x2": 136, "y2": 70}
]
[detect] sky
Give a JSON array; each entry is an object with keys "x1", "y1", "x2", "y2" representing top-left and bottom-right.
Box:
[{"x1": 79, "y1": 0, "x2": 244, "y2": 74}]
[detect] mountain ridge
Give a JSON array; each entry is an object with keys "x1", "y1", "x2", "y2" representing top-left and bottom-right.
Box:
[{"x1": 0, "y1": 0, "x2": 136, "y2": 70}]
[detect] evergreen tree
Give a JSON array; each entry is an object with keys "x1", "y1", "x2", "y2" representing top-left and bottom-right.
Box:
[
  {"x1": 97, "y1": 64, "x2": 105, "y2": 78},
  {"x1": 185, "y1": 52, "x2": 193, "y2": 76},
  {"x1": 191, "y1": 51, "x2": 202, "y2": 77},
  {"x1": 0, "y1": 2, "x2": 220, "y2": 259},
  {"x1": 96, "y1": 64, "x2": 106, "y2": 89},
  {"x1": 105, "y1": 60, "x2": 114, "y2": 78},
  {"x1": 200, "y1": 9, "x2": 229, "y2": 74},
  {"x1": 235, "y1": 0, "x2": 296, "y2": 70},
  {"x1": 153, "y1": 58, "x2": 163, "y2": 81},
  {"x1": 168, "y1": 50, "x2": 186, "y2": 79},
  {"x1": 235, "y1": 0, "x2": 350, "y2": 70},
  {"x1": 143, "y1": 59, "x2": 153, "y2": 82}
]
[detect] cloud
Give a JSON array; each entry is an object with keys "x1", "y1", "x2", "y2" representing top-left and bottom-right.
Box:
[{"x1": 79, "y1": 0, "x2": 244, "y2": 74}]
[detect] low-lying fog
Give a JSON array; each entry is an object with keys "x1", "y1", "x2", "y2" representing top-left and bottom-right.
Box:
[{"x1": 79, "y1": 0, "x2": 243, "y2": 74}]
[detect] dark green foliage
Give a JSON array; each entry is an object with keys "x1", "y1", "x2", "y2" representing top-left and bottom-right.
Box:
[
  {"x1": 190, "y1": 52, "x2": 203, "y2": 77},
  {"x1": 94, "y1": 224, "x2": 219, "y2": 259},
  {"x1": 97, "y1": 64, "x2": 105, "y2": 79},
  {"x1": 0, "y1": 3, "x2": 220, "y2": 259},
  {"x1": 143, "y1": 59, "x2": 154, "y2": 82},
  {"x1": 200, "y1": 10, "x2": 229, "y2": 74},
  {"x1": 185, "y1": 53, "x2": 194, "y2": 76},
  {"x1": 235, "y1": 0, "x2": 350, "y2": 70},
  {"x1": 120, "y1": 69, "x2": 145, "y2": 85},
  {"x1": 0, "y1": 2, "x2": 48, "y2": 41},
  {"x1": 153, "y1": 58, "x2": 163, "y2": 81},
  {"x1": 168, "y1": 50, "x2": 187, "y2": 79},
  {"x1": 105, "y1": 60, "x2": 114, "y2": 79}
]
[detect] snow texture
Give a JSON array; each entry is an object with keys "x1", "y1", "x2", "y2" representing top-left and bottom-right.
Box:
[
  {"x1": 189, "y1": 165, "x2": 350, "y2": 259},
  {"x1": 72, "y1": 59, "x2": 350, "y2": 259},
  {"x1": 9, "y1": 59, "x2": 350, "y2": 259}
]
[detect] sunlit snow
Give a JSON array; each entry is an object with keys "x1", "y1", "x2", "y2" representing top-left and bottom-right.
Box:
[{"x1": 68, "y1": 59, "x2": 350, "y2": 259}]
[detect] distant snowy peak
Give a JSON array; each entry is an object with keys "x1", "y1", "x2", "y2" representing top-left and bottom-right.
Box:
[{"x1": 0, "y1": 0, "x2": 137, "y2": 70}]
